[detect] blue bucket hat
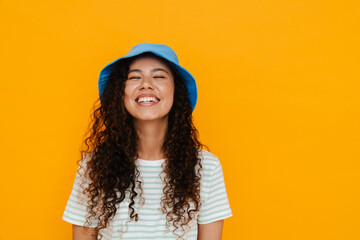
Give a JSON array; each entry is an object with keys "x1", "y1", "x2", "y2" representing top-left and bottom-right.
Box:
[{"x1": 98, "y1": 42, "x2": 198, "y2": 111}]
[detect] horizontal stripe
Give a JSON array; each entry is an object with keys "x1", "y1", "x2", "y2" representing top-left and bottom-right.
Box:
[
  {"x1": 113, "y1": 234, "x2": 197, "y2": 240},
  {"x1": 62, "y1": 214, "x2": 98, "y2": 227},
  {"x1": 112, "y1": 231, "x2": 198, "y2": 238},
  {"x1": 66, "y1": 201, "x2": 88, "y2": 213},
  {"x1": 204, "y1": 193, "x2": 229, "y2": 206},
  {"x1": 200, "y1": 203, "x2": 232, "y2": 217},
  {"x1": 198, "y1": 212, "x2": 233, "y2": 224},
  {"x1": 64, "y1": 208, "x2": 89, "y2": 218}
]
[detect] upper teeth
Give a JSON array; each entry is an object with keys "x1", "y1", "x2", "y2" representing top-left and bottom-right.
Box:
[{"x1": 137, "y1": 97, "x2": 159, "y2": 103}]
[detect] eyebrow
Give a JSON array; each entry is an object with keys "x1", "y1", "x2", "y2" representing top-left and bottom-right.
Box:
[{"x1": 128, "y1": 68, "x2": 169, "y2": 74}]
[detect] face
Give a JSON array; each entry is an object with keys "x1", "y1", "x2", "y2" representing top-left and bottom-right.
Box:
[{"x1": 124, "y1": 55, "x2": 175, "y2": 121}]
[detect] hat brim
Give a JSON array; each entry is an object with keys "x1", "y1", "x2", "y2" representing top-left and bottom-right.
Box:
[{"x1": 98, "y1": 50, "x2": 197, "y2": 112}]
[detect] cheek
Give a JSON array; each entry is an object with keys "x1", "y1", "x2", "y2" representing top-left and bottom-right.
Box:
[
  {"x1": 164, "y1": 81, "x2": 175, "y2": 99},
  {"x1": 124, "y1": 83, "x2": 135, "y2": 107},
  {"x1": 170, "y1": 84, "x2": 175, "y2": 104},
  {"x1": 162, "y1": 83, "x2": 175, "y2": 111}
]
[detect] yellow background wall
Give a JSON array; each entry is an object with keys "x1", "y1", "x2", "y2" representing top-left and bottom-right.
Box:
[{"x1": 1, "y1": 0, "x2": 359, "y2": 239}]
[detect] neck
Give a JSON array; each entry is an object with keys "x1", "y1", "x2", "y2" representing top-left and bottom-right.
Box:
[{"x1": 133, "y1": 117, "x2": 168, "y2": 160}]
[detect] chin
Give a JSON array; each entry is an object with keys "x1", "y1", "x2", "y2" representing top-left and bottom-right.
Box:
[
  {"x1": 126, "y1": 105, "x2": 172, "y2": 122},
  {"x1": 133, "y1": 113, "x2": 169, "y2": 121}
]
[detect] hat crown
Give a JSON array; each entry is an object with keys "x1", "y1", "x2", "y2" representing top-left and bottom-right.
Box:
[{"x1": 126, "y1": 43, "x2": 179, "y2": 64}]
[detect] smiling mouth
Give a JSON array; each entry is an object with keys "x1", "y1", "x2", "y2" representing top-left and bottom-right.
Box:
[{"x1": 136, "y1": 97, "x2": 160, "y2": 103}]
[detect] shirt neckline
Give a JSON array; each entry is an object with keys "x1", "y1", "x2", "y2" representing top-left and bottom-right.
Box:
[{"x1": 136, "y1": 158, "x2": 166, "y2": 165}]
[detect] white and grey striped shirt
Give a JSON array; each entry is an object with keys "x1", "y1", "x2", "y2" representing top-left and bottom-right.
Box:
[{"x1": 62, "y1": 149, "x2": 232, "y2": 239}]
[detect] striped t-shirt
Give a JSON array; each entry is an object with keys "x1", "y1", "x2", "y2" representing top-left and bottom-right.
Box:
[{"x1": 62, "y1": 149, "x2": 232, "y2": 239}]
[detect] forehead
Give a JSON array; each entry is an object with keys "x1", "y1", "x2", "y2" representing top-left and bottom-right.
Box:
[{"x1": 129, "y1": 54, "x2": 172, "y2": 70}]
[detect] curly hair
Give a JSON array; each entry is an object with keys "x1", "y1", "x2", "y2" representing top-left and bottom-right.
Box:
[{"x1": 77, "y1": 52, "x2": 207, "y2": 239}]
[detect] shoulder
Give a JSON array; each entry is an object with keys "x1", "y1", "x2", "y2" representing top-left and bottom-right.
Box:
[
  {"x1": 197, "y1": 149, "x2": 226, "y2": 199},
  {"x1": 74, "y1": 151, "x2": 95, "y2": 184},
  {"x1": 198, "y1": 149, "x2": 221, "y2": 171},
  {"x1": 78, "y1": 150, "x2": 95, "y2": 169}
]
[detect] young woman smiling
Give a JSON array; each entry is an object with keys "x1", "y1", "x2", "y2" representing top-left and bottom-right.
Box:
[{"x1": 62, "y1": 43, "x2": 232, "y2": 240}]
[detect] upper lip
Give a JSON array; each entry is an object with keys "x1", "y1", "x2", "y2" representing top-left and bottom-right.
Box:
[{"x1": 135, "y1": 93, "x2": 160, "y2": 101}]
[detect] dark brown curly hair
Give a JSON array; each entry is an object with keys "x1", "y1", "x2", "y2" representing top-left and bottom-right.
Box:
[{"x1": 77, "y1": 52, "x2": 207, "y2": 239}]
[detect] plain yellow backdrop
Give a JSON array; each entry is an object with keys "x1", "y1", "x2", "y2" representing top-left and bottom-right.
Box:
[{"x1": 1, "y1": 0, "x2": 359, "y2": 239}]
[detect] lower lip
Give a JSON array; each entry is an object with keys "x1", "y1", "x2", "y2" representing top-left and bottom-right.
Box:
[{"x1": 136, "y1": 101, "x2": 159, "y2": 106}]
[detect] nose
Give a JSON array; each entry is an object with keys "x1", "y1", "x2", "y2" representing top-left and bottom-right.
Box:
[{"x1": 139, "y1": 75, "x2": 154, "y2": 90}]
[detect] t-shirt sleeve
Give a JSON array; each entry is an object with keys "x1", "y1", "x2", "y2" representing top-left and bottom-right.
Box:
[
  {"x1": 62, "y1": 154, "x2": 99, "y2": 227},
  {"x1": 198, "y1": 158, "x2": 233, "y2": 224}
]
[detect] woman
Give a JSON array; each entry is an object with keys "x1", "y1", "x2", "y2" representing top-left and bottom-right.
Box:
[{"x1": 62, "y1": 43, "x2": 232, "y2": 240}]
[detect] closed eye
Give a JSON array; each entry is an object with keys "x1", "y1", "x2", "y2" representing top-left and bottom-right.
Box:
[
  {"x1": 128, "y1": 77, "x2": 141, "y2": 80},
  {"x1": 154, "y1": 76, "x2": 165, "y2": 78}
]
